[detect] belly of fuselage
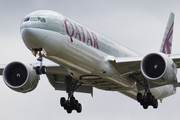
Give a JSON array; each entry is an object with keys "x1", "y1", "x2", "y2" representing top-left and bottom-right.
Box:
[{"x1": 43, "y1": 34, "x2": 136, "y2": 91}]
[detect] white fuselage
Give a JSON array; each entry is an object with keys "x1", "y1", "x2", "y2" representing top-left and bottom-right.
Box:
[{"x1": 20, "y1": 10, "x2": 175, "y2": 100}]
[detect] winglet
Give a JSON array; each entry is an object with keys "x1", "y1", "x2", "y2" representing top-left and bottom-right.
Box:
[{"x1": 160, "y1": 12, "x2": 174, "y2": 54}]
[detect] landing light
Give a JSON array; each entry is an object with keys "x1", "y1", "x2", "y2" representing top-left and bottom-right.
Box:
[
  {"x1": 32, "y1": 49, "x2": 44, "y2": 56},
  {"x1": 37, "y1": 51, "x2": 44, "y2": 56}
]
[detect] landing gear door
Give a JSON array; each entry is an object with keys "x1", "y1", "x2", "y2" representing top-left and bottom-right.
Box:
[{"x1": 60, "y1": 19, "x2": 65, "y2": 34}]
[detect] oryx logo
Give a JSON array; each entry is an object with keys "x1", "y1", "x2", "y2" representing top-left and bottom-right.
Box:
[{"x1": 162, "y1": 22, "x2": 174, "y2": 54}]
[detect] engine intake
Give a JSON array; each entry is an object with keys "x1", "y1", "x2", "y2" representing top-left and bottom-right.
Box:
[
  {"x1": 3, "y1": 61, "x2": 39, "y2": 93},
  {"x1": 141, "y1": 53, "x2": 177, "y2": 85},
  {"x1": 142, "y1": 54, "x2": 166, "y2": 78}
]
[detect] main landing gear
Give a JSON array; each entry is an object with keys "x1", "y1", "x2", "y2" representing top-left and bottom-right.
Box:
[
  {"x1": 60, "y1": 95, "x2": 82, "y2": 114},
  {"x1": 60, "y1": 76, "x2": 82, "y2": 114},
  {"x1": 137, "y1": 92, "x2": 158, "y2": 109},
  {"x1": 136, "y1": 79, "x2": 158, "y2": 109}
]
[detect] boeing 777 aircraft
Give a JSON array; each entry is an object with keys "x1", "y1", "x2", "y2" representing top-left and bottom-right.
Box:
[{"x1": 2, "y1": 10, "x2": 180, "y2": 114}]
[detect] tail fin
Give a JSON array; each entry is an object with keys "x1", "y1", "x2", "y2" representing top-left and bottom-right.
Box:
[{"x1": 160, "y1": 12, "x2": 174, "y2": 54}]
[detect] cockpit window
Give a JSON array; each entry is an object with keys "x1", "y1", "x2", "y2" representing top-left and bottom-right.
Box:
[
  {"x1": 23, "y1": 17, "x2": 46, "y2": 23},
  {"x1": 24, "y1": 17, "x2": 30, "y2": 22},
  {"x1": 30, "y1": 17, "x2": 38, "y2": 21},
  {"x1": 40, "y1": 18, "x2": 46, "y2": 22},
  {"x1": 30, "y1": 17, "x2": 46, "y2": 22}
]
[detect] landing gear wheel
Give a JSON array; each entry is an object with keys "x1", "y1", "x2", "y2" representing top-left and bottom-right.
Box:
[
  {"x1": 153, "y1": 99, "x2": 158, "y2": 109},
  {"x1": 42, "y1": 66, "x2": 46, "y2": 74},
  {"x1": 151, "y1": 96, "x2": 155, "y2": 105},
  {"x1": 140, "y1": 100, "x2": 144, "y2": 106},
  {"x1": 64, "y1": 104, "x2": 68, "y2": 110},
  {"x1": 64, "y1": 101, "x2": 70, "y2": 110},
  {"x1": 147, "y1": 92, "x2": 153, "y2": 102},
  {"x1": 67, "y1": 107, "x2": 72, "y2": 114},
  {"x1": 77, "y1": 103, "x2": 82, "y2": 113},
  {"x1": 143, "y1": 101, "x2": 148, "y2": 109},
  {"x1": 36, "y1": 66, "x2": 41, "y2": 74},
  {"x1": 60, "y1": 97, "x2": 66, "y2": 107},
  {"x1": 137, "y1": 93, "x2": 143, "y2": 102},
  {"x1": 74, "y1": 100, "x2": 79, "y2": 110},
  {"x1": 70, "y1": 97, "x2": 75, "y2": 106}
]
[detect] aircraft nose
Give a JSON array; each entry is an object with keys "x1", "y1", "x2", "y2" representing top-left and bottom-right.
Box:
[{"x1": 21, "y1": 28, "x2": 43, "y2": 50}]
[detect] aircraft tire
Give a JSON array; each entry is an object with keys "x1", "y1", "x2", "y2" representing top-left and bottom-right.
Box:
[
  {"x1": 64, "y1": 101, "x2": 69, "y2": 110},
  {"x1": 70, "y1": 97, "x2": 75, "y2": 106},
  {"x1": 74, "y1": 100, "x2": 79, "y2": 110},
  {"x1": 77, "y1": 103, "x2": 82, "y2": 113},
  {"x1": 36, "y1": 66, "x2": 41, "y2": 74},
  {"x1": 60, "y1": 97, "x2": 66, "y2": 107},
  {"x1": 67, "y1": 107, "x2": 72, "y2": 114},
  {"x1": 143, "y1": 102, "x2": 148, "y2": 109},
  {"x1": 153, "y1": 99, "x2": 158, "y2": 109},
  {"x1": 42, "y1": 66, "x2": 46, "y2": 74},
  {"x1": 147, "y1": 92, "x2": 153, "y2": 103},
  {"x1": 137, "y1": 93, "x2": 143, "y2": 102}
]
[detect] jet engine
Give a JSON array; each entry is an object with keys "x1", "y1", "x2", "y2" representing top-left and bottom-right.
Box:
[
  {"x1": 141, "y1": 53, "x2": 177, "y2": 85},
  {"x1": 3, "y1": 61, "x2": 39, "y2": 93}
]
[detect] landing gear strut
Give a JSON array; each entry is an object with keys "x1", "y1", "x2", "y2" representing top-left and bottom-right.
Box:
[
  {"x1": 137, "y1": 79, "x2": 158, "y2": 109},
  {"x1": 60, "y1": 76, "x2": 82, "y2": 114}
]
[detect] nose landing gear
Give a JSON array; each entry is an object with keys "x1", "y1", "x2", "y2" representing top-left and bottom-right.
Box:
[
  {"x1": 36, "y1": 56, "x2": 46, "y2": 74},
  {"x1": 32, "y1": 49, "x2": 46, "y2": 75}
]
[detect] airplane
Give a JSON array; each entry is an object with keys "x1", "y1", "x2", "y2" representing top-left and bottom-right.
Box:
[{"x1": 1, "y1": 10, "x2": 180, "y2": 114}]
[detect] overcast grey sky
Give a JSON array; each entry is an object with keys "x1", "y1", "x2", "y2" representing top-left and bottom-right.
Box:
[{"x1": 0, "y1": 0, "x2": 180, "y2": 120}]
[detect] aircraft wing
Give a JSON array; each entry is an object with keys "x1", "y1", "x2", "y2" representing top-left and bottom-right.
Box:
[
  {"x1": 109, "y1": 55, "x2": 180, "y2": 89},
  {"x1": 0, "y1": 64, "x2": 6, "y2": 75},
  {"x1": 109, "y1": 56, "x2": 143, "y2": 76},
  {"x1": 169, "y1": 54, "x2": 180, "y2": 68},
  {"x1": 109, "y1": 54, "x2": 180, "y2": 76}
]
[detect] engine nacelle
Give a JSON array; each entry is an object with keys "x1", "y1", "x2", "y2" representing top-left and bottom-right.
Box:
[
  {"x1": 141, "y1": 53, "x2": 177, "y2": 85},
  {"x1": 3, "y1": 61, "x2": 39, "y2": 93}
]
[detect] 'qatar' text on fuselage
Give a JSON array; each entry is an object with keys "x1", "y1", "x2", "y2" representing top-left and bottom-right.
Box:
[{"x1": 64, "y1": 19, "x2": 99, "y2": 49}]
